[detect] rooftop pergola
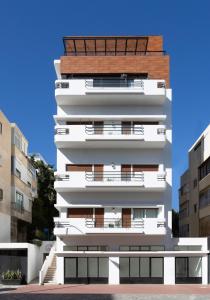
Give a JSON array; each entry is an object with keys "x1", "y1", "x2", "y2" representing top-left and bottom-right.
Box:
[{"x1": 63, "y1": 36, "x2": 152, "y2": 56}]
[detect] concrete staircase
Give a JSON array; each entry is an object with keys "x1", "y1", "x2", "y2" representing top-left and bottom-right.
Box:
[{"x1": 43, "y1": 256, "x2": 56, "y2": 284}]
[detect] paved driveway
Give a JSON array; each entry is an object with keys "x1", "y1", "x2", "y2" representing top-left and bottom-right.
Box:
[{"x1": 1, "y1": 284, "x2": 210, "y2": 299}]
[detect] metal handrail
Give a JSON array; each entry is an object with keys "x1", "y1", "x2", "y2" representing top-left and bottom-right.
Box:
[
  {"x1": 85, "y1": 218, "x2": 144, "y2": 228},
  {"x1": 55, "y1": 174, "x2": 70, "y2": 181},
  {"x1": 85, "y1": 125, "x2": 144, "y2": 135},
  {"x1": 55, "y1": 82, "x2": 69, "y2": 89},
  {"x1": 157, "y1": 173, "x2": 166, "y2": 181},
  {"x1": 64, "y1": 50, "x2": 167, "y2": 56},
  {"x1": 85, "y1": 171, "x2": 144, "y2": 182},
  {"x1": 55, "y1": 172, "x2": 166, "y2": 182},
  {"x1": 55, "y1": 128, "x2": 69, "y2": 135},
  {"x1": 157, "y1": 128, "x2": 166, "y2": 135},
  {"x1": 85, "y1": 79, "x2": 144, "y2": 89}
]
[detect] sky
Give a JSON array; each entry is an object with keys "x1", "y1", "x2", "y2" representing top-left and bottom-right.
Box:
[{"x1": 0, "y1": 0, "x2": 210, "y2": 210}]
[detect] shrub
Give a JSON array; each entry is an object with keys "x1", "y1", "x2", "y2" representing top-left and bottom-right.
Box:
[{"x1": 2, "y1": 270, "x2": 22, "y2": 280}]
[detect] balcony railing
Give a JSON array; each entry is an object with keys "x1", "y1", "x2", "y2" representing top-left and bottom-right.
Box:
[
  {"x1": 55, "y1": 172, "x2": 166, "y2": 183},
  {"x1": 85, "y1": 79, "x2": 144, "y2": 89},
  {"x1": 55, "y1": 125, "x2": 166, "y2": 136},
  {"x1": 85, "y1": 218, "x2": 144, "y2": 228},
  {"x1": 53, "y1": 218, "x2": 166, "y2": 235},
  {"x1": 85, "y1": 171, "x2": 144, "y2": 182},
  {"x1": 85, "y1": 124, "x2": 144, "y2": 135},
  {"x1": 55, "y1": 79, "x2": 166, "y2": 90},
  {"x1": 11, "y1": 201, "x2": 24, "y2": 213}
]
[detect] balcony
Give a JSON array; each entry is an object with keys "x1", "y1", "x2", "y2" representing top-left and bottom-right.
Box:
[
  {"x1": 53, "y1": 217, "x2": 166, "y2": 236},
  {"x1": 54, "y1": 124, "x2": 166, "y2": 149},
  {"x1": 54, "y1": 171, "x2": 166, "y2": 192},
  {"x1": 55, "y1": 79, "x2": 166, "y2": 106},
  {"x1": 11, "y1": 202, "x2": 32, "y2": 223}
]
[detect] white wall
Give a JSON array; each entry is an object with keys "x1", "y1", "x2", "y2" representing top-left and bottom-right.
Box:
[
  {"x1": 27, "y1": 243, "x2": 42, "y2": 283},
  {"x1": 0, "y1": 213, "x2": 11, "y2": 242}
]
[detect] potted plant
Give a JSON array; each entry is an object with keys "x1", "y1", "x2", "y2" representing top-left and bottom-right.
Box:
[{"x1": 1, "y1": 270, "x2": 23, "y2": 285}]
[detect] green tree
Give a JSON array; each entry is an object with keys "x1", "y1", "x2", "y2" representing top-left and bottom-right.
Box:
[
  {"x1": 28, "y1": 157, "x2": 58, "y2": 241},
  {"x1": 172, "y1": 209, "x2": 179, "y2": 237}
]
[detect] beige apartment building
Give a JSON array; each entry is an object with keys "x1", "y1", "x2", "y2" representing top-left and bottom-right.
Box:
[
  {"x1": 0, "y1": 111, "x2": 37, "y2": 242},
  {"x1": 179, "y1": 124, "x2": 210, "y2": 237}
]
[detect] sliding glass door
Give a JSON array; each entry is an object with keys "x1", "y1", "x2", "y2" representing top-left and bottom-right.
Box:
[{"x1": 64, "y1": 257, "x2": 108, "y2": 283}]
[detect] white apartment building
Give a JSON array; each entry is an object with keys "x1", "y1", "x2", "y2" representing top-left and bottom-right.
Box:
[{"x1": 39, "y1": 36, "x2": 209, "y2": 285}]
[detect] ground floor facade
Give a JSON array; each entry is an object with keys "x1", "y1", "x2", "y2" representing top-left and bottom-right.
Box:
[{"x1": 54, "y1": 236, "x2": 209, "y2": 285}]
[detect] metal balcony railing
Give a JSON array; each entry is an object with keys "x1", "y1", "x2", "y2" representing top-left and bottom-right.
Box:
[
  {"x1": 85, "y1": 79, "x2": 144, "y2": 89},
  {"x1": 55, "y1": 174, "x2": 70, "y2": 181},
  {"x1": 55, "y1": 128, "x2": 70, "y2": 135},
  {"x1": 85, "y1": 124, "x2": 144, "y2": 135},
  {"x1": 85, "y1": 218, "x2": 144, "y2": 229},
  {"x1": 55, "y1": 172, "x2": 166, "y2": 183},
  {"x1": 11, "y1": 201, "x2": 24, "y2": 214},
  {"x1": 55, "y1": 82, "x2": 69, "y2": 89},
  {"x1": 85, "y1": 171, "x2": 144, "y2": 182}
]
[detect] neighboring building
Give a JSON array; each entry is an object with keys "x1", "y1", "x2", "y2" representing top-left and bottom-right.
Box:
[
  {"x1": 179, "y1": 125, "x2": 210, "y2": 237},
  {"x1": 0, "y1": 111, "x2": 37, "y2": 242},
  {"x1": 0, "y1": 112, "x2": 12, "y2": 242}
]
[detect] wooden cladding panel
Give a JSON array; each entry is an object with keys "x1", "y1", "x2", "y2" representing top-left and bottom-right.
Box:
[
  {"x1": 66, "y1": 121, "x2": 92, "y2": 125},
  {"x1": 133, "y1": 165, "x2": 158, "y2": 172},
  {"x1": 94, "y1": 164, "x2": 104, "y2": 181},
  {"x1": 67, "y1": 208, "x2": 93, "y2": 218},
  {"x1": 122, "y1": 122, "x2": 131, "y2": 135},
  {"x1": 95, "y1": 208, "x2": 104, "y2": 228},
  {"x1": 121, "y1": 165, "x2": 131, "y2": 172},
  {"x1": 94, "y1": 121, "x2": 104, "y2": 135},
  {"x1": 133, "y1": 121, "x2": 159, "y2": 125},
  {"x1": 122, "y1": 208, "x2": 131, "y2": 228},
  {"x1": 66, "y1": 164, "x2": 92, "y2": 172}
]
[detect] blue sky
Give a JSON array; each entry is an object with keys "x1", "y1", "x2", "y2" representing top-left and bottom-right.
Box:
[{"x1": 0, "y1": 0, "x2": 210, "y2": 209}]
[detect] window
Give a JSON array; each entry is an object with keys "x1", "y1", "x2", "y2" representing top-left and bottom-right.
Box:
[
  {"x1": 199, "y1": 188, "x2": 210, "y2": 209},
  {"x1": 63, "y1": 245, "x2": 108, "y2": 251},
  {"x1": 179, "y1": 201, "x2": 189, "y2": 219},
  {"x1": 199, "y1": 156, "x2": 210, "y2": 181},
  {"x1": 0, "y1": 189, "x2": 3, "y2": 201},
  {"x1": 15, "y1": 168, "x2": 21, "y2": 179},
  {"x1": 14, "y1": 131, "x2": 22, "y2": 150},
  {"x1": 15, "y1": 191, "x2": 24, "y2": 211},
  {"x1": 119, "y1": 245, "x2": 165, "y2": 251},
  {"x1": 27, "y1": 181, "x2": 31, "y2": 188},
  {"x1": 194, "y1": 141, "x2": 201, "y2": 152},
  {"x1": 193, "y1": 179, "x2": 197, "y2": 188},
  {"x1": 133, "y1": 208, "x2": 158, "y2": 219},
  {"x1": 0, "y1": 122, "x2": 2, "y2": 134},
  {"x1": 194, "y1": 204, "x2": 197, "y2": 213}
]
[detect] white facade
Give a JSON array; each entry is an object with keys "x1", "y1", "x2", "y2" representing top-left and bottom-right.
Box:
[{"x1": 51, "y1": 36, "x2": 209, "y2": 285}]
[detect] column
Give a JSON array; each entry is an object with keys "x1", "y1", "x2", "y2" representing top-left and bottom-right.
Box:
[
  {"x1": 164, "y1": 256, "x2": 175, "y2": 285},
  {"x1": 109, "y1": 257, "x2": 119, "y2": 284},
  {"x1": 202, "y1": 255, "x2": 208, "y2": 285},
  {"x1": 56, "y1": 256, "x2": 64, "y2": 284}
]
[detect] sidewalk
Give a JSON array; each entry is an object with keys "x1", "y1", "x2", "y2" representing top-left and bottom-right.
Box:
[{"x1": 4, "y1": 283, "x2": 210, "y2": 295}]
